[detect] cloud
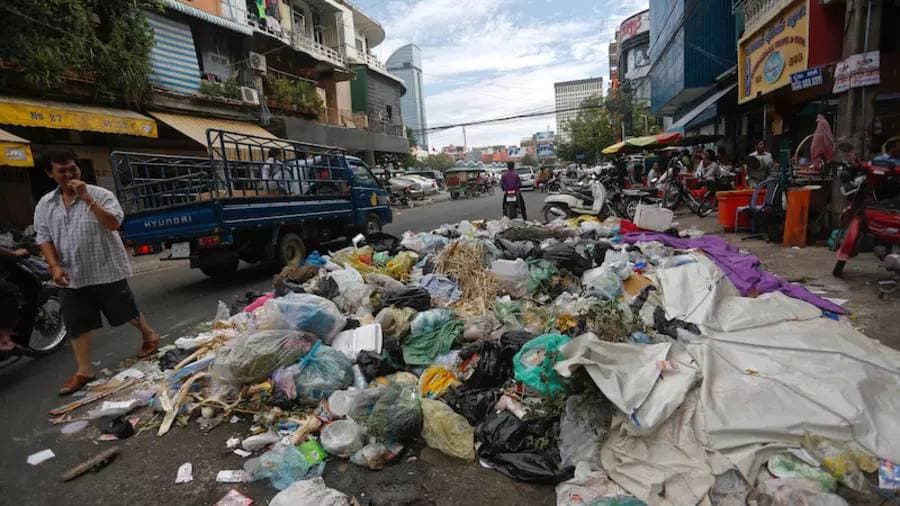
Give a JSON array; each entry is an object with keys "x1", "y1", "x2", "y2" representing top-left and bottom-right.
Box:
[{"x1": 367, "y1": 0, "x2": 649, "y2": 147}]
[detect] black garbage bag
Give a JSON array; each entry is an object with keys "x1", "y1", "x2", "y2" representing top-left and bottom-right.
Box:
[
  {"x1": 309, "y1": 276, "x2": 339, "y2": 300},
  {"x1": 589, "y1": 240, "x2": 612, "y2": 266},
  {"x1": 443, "y1": 387, "x2": 501, "y2": 426},
  {"x1": 268, "y1": 389, "x2": 296, "y2": 410},
  {"x1": 496, "y1": 238, "x2": 540, "y2": 260},
  {"x1": 477, "y1": 411, "x2": 572, "y2": 484},
  {"x1": 458, "y1": 340, "x2": 517, "y2": 389},
  {"x1": 274, "y1": 279, "x2": 306, "y2": 297},
  {"x1": 367, "y1": 232, "x2": 401, "y2": 254},
  {"x1": 98, "y1": 415, "x2": 135, "y2": 439},
  {"x1": 500, "y1": 330, "x2": 535, "y2": 351},
  {"x1": 230, "y1": 291, "x2": 267, "y2": 315},
  {"x1": 652, "y1": 306, "x2": 700, "y2": 339},
  {"x1": 356, "y1": 350, "x2": 397, "y2": 381},
  {"x1": 541, "y1": 243, "x2": 593, "y2": 275},
  {"x1": 383, "y1": 287, "x2": 432, "y2": 312},
  {"x1": 159, "y1": 348, "x2": 193, "y2": 371}
]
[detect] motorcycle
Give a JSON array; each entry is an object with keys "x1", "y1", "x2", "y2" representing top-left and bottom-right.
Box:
[
  {"x1": 0, "y1": 246, "x2": 68, "y2": 359},
  {"x1": 832, "y1": 159, "x2": 900, "y2": 288},
  {"x1": 604, "y1": 177, "x2": 661, "y2": 220},
  {"x1": 503, "y1": 189, "x2": 522, "y2": 219},
  {"x1": 542, "y1": 178, "x2": 609, "y2": 223},
  {"x1": 656, "y1": 162, "x2": 731, "y2": 217}
]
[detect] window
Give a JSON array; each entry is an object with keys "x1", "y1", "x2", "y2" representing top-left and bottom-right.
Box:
[
  {"x1": 349, "y1": 161, "x2": 377, "y2": 186},
  {"x1": 386, "y1": 105, "x2": 393, "y2": 120}
]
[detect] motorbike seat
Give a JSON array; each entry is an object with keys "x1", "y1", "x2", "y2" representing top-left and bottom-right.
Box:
[{"x1": 622, "y1": 188, "x2": 652, "y2": 197}]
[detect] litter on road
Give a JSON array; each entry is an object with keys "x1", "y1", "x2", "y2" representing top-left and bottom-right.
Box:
[{"x1": 36, "y1": 215, "x2": 900, "y2": 504}]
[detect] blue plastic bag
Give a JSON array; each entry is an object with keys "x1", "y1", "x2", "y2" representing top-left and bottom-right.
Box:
[
  {"x1": 273, "y1": 293, "x2": 346, "y2": 343},
  {"x1": 304, "y1": 250, "x2": 326, "y2": 267}
]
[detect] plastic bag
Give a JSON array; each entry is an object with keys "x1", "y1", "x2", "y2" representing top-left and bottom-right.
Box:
[
  {"x1": 274, "y1": 293, "x2": 346, "y2": 344},
  {"x1": 350, "y1": 442, "x2": 404, "y2": 470},
  {"x1": 421, "y1": 399, "x2": 475, "y2": 461},
  {"x1": 290, "y1": 342, "x2": 354, "y2": 405},
  {"x1": 801, "y1": 433, "x2": 876, "y2": 493},
  {"x1": 459, "y1": 340, "x2": 517, "y2": 389},
  {"x1": 211, "y1": 330, "x2": 317, "y2": 385},
  {"x1": 253, "y1": 300, "x2": 289, "y2": 330},
  {"x1": 758, "y1": 477, "x2": 849, "y2": 506},
  {"x1": 320, "y1": 419, "x2": 365, "y2": 458},
  {"x1": 364, "y1": 273, "x2": 406, "y2": 297},
  {"x1": 495, "y1": 238, "x2": 540, "y2": 260},
  {"x1": 443, "y1": 387, "x2": 501, "y2": 426},
  {"x1": 768, "y1": 453, "x2": 837, "y2": 492},
  {"x1": 304, "y1": 251, "x2": 326, "y2": 267},
  {"x1": 243, "y1": 442, "x2": 323, "y2": 490},
  {"x1": 402, "y1": 319, "x2": 464, "y2": 366},
  {"x1": 542, "y1": 243, "x2": 593, "y2": 275},
  {"x1": 501, "y1": 330, "x2": 535, "y2": 350},
  {"x1": 382, "y1": 286, "x2": 431, "y2": 311},
  {"x1": 411, "y1": 309, "x2": 454, "y2": 336},
  {"x1": 513, "y1": 334, "x2": 571, "y2": 397},
  {"x1": 556, "y1": 462, "x2": 632, "y2": 506},
  {"x1": 269, "y1": 477, "x2": 351, "y2": 506},
  {"x1": 366, "y1": 232, "x2": 400, "y2": 253},
  {"x1": 418, "y1": 274, "x2": 462, "y2": 305},
  {"x1": 374, "y1": 306, "x2": 416, "y2": 341},
  {"x1": 462, "y1": 314, "x2": 500, "y2": 342},
  {"x1": 355, "y1": 350, "x2": 397, "y2": 381},
  {"x1": 582, "y1": 267, "x2": 623, "y2": 300},
  {"x1": 385, "y1": 251, "x2": 418, "y2": 280},
  {"x1": 494, "y1": 298, "x2": 524, "y2": 328},
  {"x1": 558, "y1": 394, "x2": 608, "y2": 468},
  {"x1": 367, "y1": 384, "x2": 422, "y2": 443},
  {"x1": 477, "y1": 410, "x2": 572, "y2": 484},
  {"x1": 491, "y1": 259, "x2": 529, "y2": 297},
  {"x1": 329, "y1": 267, "x2": 373, "y2": 314},
  {"x1": 527, "y1": 259, "x2": 559, "y2": 293},
  {"x1": 401, "y1": 232, "x2": 449, "y2": 254},
  {"x1": 418, "y1": 366, "x2": 460, "y2": 399}
]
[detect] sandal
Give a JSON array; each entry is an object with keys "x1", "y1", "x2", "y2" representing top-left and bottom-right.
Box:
[
  {"x1": 137, "y1": 336, "x2": 160, "y2": 359},
  {"x1": 59, "y1": 373, "x2": 96, "y2": 396}
]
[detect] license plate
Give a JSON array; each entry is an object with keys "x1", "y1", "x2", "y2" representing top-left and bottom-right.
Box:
[
  {"x1": 170, "y1": 242, "x2": 190, "y2": 259},
  {"x1": 506, "y1": 196, "x2": 518, "y2": 202}
]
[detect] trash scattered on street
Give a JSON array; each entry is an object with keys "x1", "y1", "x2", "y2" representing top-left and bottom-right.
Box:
[
  {"x1": 27, "y1": 449, "x2": 55, "y2": 466},
  {"x1": 60, "y1": 420, "x2": 89, "y2": 435},
  {"x1": 214, "y1": 489, "x2": 254, "y2": 506},
  {"x1": 40, "y1": 217, "x2": 900, "y2": 504},
  {"x1": 175, "y1": 462, "x2": 193, "y2": 484},
  {"x1": 60, "y1": 448, "x2": 119, "y2": 481}
]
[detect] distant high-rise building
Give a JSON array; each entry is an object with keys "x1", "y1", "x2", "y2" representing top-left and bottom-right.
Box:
[
  {"x1": 554, "y1": 78, "x2": 604, "y2": 141},
  {"x1": 387, "y1": 44, "x2": 428, "y2": 149}
]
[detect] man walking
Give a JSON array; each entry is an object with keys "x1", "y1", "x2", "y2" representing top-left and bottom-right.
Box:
[
  {"x1": 500, "y1": 161, "x2": 527, "y2": 220},
  {"x1": 33, "y1": 150, "x2": 159, "y2": 395}
]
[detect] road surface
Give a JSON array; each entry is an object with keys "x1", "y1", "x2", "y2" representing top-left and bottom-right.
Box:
[{"x1": 0, "y1": 191, "x2": 555, "y2": 506}]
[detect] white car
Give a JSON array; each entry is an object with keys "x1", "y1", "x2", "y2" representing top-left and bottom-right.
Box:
[
  {"x1": 403, "y1": 174, "x2": 439, "y2": 195},
  {"x1": 516, "y1": 167, "x2": 536, "y2": 190}
]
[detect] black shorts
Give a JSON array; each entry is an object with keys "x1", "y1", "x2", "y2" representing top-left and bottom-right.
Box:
[{"x1": 61, "y1": 279, "x2": 140, "y2": 337}]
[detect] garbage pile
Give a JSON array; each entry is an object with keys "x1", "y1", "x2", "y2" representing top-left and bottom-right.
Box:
[{"x1": 48, "y1": 218, "x2": 900, "y2": 505}]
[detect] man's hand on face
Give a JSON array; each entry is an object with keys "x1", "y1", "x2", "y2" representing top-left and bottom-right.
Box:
[
  {"x1": 50, "y1": 265, "x2": 70, "y2": 287},
  {"x1": 68, "y1": 179, "x2": 90, "y2": 201}
]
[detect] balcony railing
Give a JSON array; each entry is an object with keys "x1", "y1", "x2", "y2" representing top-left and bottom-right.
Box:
[
  {"x1": 365, "y1": 53, "x2": 388, "y2": 73},
  {"x1": 316, "y1": 107, "x2": 403, "y2": 137},
  {"x1": 293, "y1": 32, "x2": 347, "y2": 67}
]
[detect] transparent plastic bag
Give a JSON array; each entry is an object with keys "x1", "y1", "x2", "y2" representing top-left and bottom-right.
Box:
[
  {"x1": 291, "y1": 342, "x2": 354, "y2": 405},
  {"x1": 350, "y1": 442, "x2": 404, "y2": 470},
  {"x1": 582, "y1": 267, "x2": 623, "y2": 300},
  {"x1": 801, "y1": 433, "x2": 876, "y2": 494},
  {"x1": 273, "y1": 293, "x2": 347, "y2": 343},
  {"x1": 559, "y1": 394, "x2": 608, "y2": 468},
  {"x1": 421, "y1": 398, "x2": 475, "y2": 461},
  {"x1": 211, "y1": 330, "x2": 317, "y2": 385},
  {"x1": 418, "y1": 365, "x2": 460, "y2": 399},
  {"x1": 368, "y1": 384, "x2": 422, "y2": 443},
  {"x1": 364, "y1": 273, "x2": 407, "y2": 297},
  {"x1": 269, "y1": 477, "x2": 351, "y2": 506},
  {"x1": 320, "y1": 419, "x2": 365, "y2": 458},
  {"x1": 253, "y1": 299, "x2": 290, "y2": 330},
  {"x1": 243, "y1": 442, "x2": 323, "y2": 490},
  {"x1": 329, "y1": 267, "x2": 373, "y2": 314},
  {"x1": 491, "y1": 258, "x2": 529, "y2": 297},
  {"x1": 410, "y1": 308, "x2": 454, "y2": 336},
  {"x1": 462, "y1": 314, "x2": 500, "y2": 342}
]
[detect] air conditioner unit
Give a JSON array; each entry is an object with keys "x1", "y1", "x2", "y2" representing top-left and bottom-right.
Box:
[
  {"x1": 240, "y1": 87, "x2": 260, "y2": 105},
  {"x1": 249, "y1": 51, "x2": 267, "y2": 73}
]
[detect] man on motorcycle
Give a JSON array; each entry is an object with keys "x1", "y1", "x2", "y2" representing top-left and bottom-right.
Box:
[
  {"x1": 501, "y1": 162, "x2": 527, "y2": 220},
  {"x1": 33, "y1": 150, "x2": 160, "y2": 395}
]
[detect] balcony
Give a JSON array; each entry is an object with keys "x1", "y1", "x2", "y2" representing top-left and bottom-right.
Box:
[
  {"x1": 365, "y1": 53, "x2": 388, "y2": 73},
  {"x1": 292, "y1": 32, "x2": 347, "y2": 68}
]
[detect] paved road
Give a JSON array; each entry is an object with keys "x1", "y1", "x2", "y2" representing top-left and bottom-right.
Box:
[{"x1": 0, "y1": 190, "x2": 554, "y2": 505}]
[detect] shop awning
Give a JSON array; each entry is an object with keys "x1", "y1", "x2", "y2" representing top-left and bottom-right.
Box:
[
  {"x1": 158, "y1": 0, "x2": 253, "y2": 35},
  {"x1": 0, "y1": 96, "x2": 158, "y2": 138},
  {"x1": 149, "y1": 112, "x2": 276, "y2": 146},
  {"x1": 0, "y1": 127, "x2": 33, "y2": 167},
  {"x1": 602, "y1": 132, "x2": 682, "y2": 155},
  {"x1": 667, "y1": 84, "x2": 737, "y2": 133}
]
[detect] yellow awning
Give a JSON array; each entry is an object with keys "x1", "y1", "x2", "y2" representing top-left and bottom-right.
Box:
[
  {"x1": 0, "y1": 96, "x2": 157, "y2": 138},
  {"x1": 150, "y1": 112, "x2": 275, "y2": 146},
  {"x1": 0, "y1": 127, "x2": 33, "y2": 167}
]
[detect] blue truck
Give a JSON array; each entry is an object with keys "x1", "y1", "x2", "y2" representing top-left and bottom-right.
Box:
[{"x1": 112, "y1": 129, "x2": 392, "y2": 277}]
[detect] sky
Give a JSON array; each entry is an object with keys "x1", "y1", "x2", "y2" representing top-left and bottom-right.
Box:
[{"x1": 361, "y1": 0, "x2": 649, "y2": 150}]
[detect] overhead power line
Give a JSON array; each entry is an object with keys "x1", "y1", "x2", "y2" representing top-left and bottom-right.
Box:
[{"x1": 412, "y1": 102, "x2": 609, "y2": 134}]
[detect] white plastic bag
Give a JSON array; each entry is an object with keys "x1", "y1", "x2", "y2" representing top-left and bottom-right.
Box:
[
  {"x1": 269, "y1": 477, "x2": 351, "y2": 506},
  {"x1": 273, "y1": 293, "x2": 347, "y2": 343},
  {"x1": 329, "y1": 267, "x2": 373, "y2": 314},
  {"x1": 558, "y1": 394, "x2": 607, "y2": 468},
  {"x1": 582, "y1": 267, "x2": 623, "y2": 300},
  {"x1": 320, "y1": 419, "x2": 365, "y2": 458},
  {"x1": 490, "y1": 258, "x2": 529, "y2": 297},
  {"x1": 253, "y1": 299, "x2": 289, "y2": 330}
]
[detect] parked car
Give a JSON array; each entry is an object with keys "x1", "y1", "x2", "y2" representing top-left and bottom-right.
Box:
[
  {"x1": 516, "y1": 167, "x2": 536, "y2": 190},
  {"x1": 403, "y1": 174, "x2": 439, "y2": 195},
  {"x1": 388, "y1": 177, "x2": 424, "y2": 199},
  {"x1": 407, "y1": 170, "x2": 446, "y2": 190}
]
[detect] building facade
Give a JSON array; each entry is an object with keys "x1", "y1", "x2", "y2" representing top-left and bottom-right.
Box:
[
  {"x1": 609, "y1": 39, "x2": 620, "y2": 90},
  {"x1": 617, "y1": 10, "x2": 651, "y2": 106},
  {"x1": 554, "y1": 78, "x2": 604, "y2": 142},
  {"x1": 386, "y1": 44, "x2": 428, "y2": 150}
]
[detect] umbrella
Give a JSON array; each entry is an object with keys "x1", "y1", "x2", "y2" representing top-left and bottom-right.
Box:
[{"x1": 601, "y1": 141, "x2": 626, "y2": 154}]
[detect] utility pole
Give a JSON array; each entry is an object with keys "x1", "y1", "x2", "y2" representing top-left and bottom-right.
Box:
[
  {"x1": 462, "y1": 126, "x2": 467, "y2": 151},
  {"x1": 833, "y1": 0, "x2": 883, "y2": 226}
]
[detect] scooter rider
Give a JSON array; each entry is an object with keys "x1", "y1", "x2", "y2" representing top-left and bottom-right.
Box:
[{"x1": 501, "y1": 161, "x2": 527, "y2": 220}]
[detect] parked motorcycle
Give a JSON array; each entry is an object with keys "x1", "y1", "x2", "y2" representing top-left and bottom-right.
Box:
[
  {"x1": 503, "y1": 190, "x2": 522, "y2": 219},
  {"x1": 542, "y1": 179, "x2": 609, "y2": 222},
  {"x1": 656, "y1": 162, "x2": 732, "y2": 217},
  {"x1": 0, "y1": 246, "x2": 68, "y2": 358},
  {"x1": 604, "y1": 178, "x2": 661, "y2": 220},
  {"x1": 832, "y1": 160, "x2": 900, "y2": 286}
]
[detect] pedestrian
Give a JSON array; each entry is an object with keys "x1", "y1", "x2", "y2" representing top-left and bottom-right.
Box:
[
  {"x1": 33, "y1": 150, "x2": 160, "y2": 395},
  {"x1": 874, "y1": 137, "x2": 900, "y2": 165},
  {"x1": 699, "y1": 149, "x2": 722, "y2": 196},
  {"x1": 500, "y1": 161, "x2": 527, "y2": 220},
  {"x1": 747, "y1": 139, "x2": 774, "y2": 183}
]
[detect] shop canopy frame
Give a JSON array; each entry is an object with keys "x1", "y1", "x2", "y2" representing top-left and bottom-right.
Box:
[{"x1": 601, "y1": 132, "x2": 682, "y2": 154}]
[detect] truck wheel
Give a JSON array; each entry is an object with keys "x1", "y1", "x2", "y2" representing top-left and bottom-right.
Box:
[
  {"x1": 200, "y1": 257, "x2": 239, "y2": 278},
  {"x1": 365, "y1": 214, "x2": 382, "y2": 235},
  {"x1": 277, "y1": 232, "x2": 306, "y2": 267}
]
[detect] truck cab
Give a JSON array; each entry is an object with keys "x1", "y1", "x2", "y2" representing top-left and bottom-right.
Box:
[{"x1": 112, "y1": 129, "x2": 391, "y2": 277}]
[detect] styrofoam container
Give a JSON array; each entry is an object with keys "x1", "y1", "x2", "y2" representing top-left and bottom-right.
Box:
[
  {"x1": 634, "y1": 204, "x2": 674, "y2": 232},
  {"x1": 330, "y1": 323, "x2": 383, "y2": 360}
]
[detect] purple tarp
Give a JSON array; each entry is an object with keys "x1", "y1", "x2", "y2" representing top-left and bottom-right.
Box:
[{"x1": 622, "y1": 233, "x2": 846, "y2": 314}]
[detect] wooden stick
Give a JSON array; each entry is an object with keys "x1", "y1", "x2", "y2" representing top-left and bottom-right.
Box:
[
  {"x1": 60, "y1": 447, "x2": 120, "y2": 482},
  {"x1": 173, "y1": 347, "x2": 206, "y2": 371},
  {"x1": 157, "y1": 372, "x2": 206, "y2": 437},
  {"x1": 287, "y1": 416, "x2": 322, "y2": 445},
  {"x1": 48, "y1": 379, "x2": 136, "y2": 417}
]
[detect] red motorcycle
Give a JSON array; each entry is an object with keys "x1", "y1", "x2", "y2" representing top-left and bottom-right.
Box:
[{"x1": 833, "y1": 160, "x2": 900, "y2": 285}]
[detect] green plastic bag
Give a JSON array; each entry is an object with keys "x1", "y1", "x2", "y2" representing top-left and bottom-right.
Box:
[
  {"x1": 494, "y1": 299, "x2": 523, "y2": 328},
  {"x1": 402, "y1": 319, "x2": 464, "y2": 366},
  {"x1": 527, "y1": 259, "x2": 558, "y2": 293},
  {"x1": 513, "y1": 333, "x2": 571, "y2": 396},
  {"x1": 421, "y1": 398, "x2": 475, "y2": 461}
]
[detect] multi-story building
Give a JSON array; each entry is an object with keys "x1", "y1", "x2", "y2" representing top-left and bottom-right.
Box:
[
  {"x1": 554, "y1": 78, "x2": 604, "y2": 142},
  {"x1": 609, "y1": 39, "x2": 620, "y2": 91},
  {"x1": 386, "y1": 44, "x2": 428, "y2": 150},
  {"x1": 0, "y1": 0, "x2": 408, "y2": 226},
  {"x1": 441, "y1": 145, "x2": 468, "y2": 161},
  {"x1": 617, "y1": 10, "x2": 651, "y2": 106}
]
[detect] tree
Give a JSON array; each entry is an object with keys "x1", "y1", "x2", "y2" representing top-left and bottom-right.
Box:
[
  {"x1": 519, "y1": 155, "x2": 538, "y2": 167},
  {"x1": 424, "y1": 153, "x2": 455, "y2": 172},
  {"x1": 556, "y1": 95, "x2": 615, "y2": 165},
  {"x1": 405, "y1": 126, "x2": 418, "y2": 149}
]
